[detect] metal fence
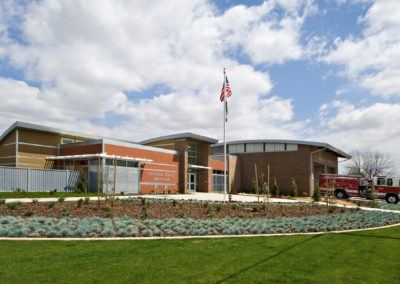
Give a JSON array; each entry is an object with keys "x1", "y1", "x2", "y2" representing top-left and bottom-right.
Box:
[{"x1": 0, "y1": 166, "x2": 80, "y2": 192}]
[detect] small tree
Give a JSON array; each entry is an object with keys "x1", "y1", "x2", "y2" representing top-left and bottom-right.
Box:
[
  {"x1": 312, "y1": 185, "x2": 321, "y2": 202},
  {"x1": 290, "y1": 177, "x2": 298, "y2": 197},
  {"x1": 370, "y1": 182, "x2": 378, "y2": 208},
  {"x1": 74, "y1": 170, "x2": 87, "y2": 193},
  {"x1": 271, "y1": 178, "x2": 280, "y2": 196}
]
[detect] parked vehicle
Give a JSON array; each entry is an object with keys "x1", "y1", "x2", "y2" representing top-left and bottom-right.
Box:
[{"x1": 319, "y1": 173, "x2": 400, "y2": 204}]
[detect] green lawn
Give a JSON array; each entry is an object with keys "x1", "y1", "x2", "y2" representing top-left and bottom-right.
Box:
[
  {"x1": 0, "y1": 225, "x2": 399, "y2": 283},
  {"x1": 0, "y1": 192, "x2": 100, "y2": 199}
]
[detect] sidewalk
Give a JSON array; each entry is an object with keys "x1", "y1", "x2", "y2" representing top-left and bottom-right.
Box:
[
  {"x1": 2, "y1": 192, "x2": 400, "y2": 214},
  {"x1": 1, "y1": 192, "x2": 300, "y2": 204}
]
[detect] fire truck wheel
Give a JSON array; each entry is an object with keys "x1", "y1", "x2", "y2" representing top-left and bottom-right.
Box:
[
  {"x1": 385, "y1": 194, "x2": 399, "y2": 204},
  {"x1": 334, "y1": 190, "x2": 348, "y2": 199}
]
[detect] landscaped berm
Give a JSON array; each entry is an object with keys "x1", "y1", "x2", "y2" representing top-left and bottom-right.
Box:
[
  {"x1": 1, "y1": 198, "x2": 400, "y2": 238},
  {"x1": 1, "y1": 198, "x2": 400, "y2": 283}
]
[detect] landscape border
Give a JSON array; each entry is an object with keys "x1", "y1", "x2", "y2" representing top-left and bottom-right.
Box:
[{"x1": 0, "y1": 222, "x2": 399, "y2": 241}]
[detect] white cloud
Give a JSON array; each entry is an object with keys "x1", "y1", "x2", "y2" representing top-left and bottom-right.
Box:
[
  {"x1": 0, "y1": 0, "x2": 313, "y2": 141},
  {"x1": 315, "y1": 101, "x2": 400, "y2": 165},
  {"x1": 323, "y1": 0, "x2": 400, "y2": 98}
]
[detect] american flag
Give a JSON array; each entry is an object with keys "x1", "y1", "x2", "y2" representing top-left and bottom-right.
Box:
[{"x1": 220, "y1": 76, "x2": 232, "y2": 102}]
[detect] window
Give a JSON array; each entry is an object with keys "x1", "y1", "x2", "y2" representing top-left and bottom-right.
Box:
[
  {"x1": 274, "y1": 143, "x2": 285, "y2": 151},
  {"x1": 64, "y1": 160, "x2": 74, "y2": 170},
  {"x1": 327, "y1": 166, "x2": 336, "y2": 174},
  {"x1": 377, "y1": 178, "x2": 386, "y2": 186},
  {"x1": 213, "y1": 174, "x2": 225, "y2": 193},
  {"x1": 265, "y1": 143, "x2": 274, "y2": 152},
  {"x1": 286, "y1": 144, "x2": 298, "y2": 151},
  {"x1": 229, "y1": 144, "x2": 245, "y2": 154},
  {"x1": 61, "y1": 138, "x2": 74, "y2": 145},
  {"x1": 386, "y1": 179, "x2": 393, "y2": 186},
  {"x1": 246, "y1": 143, "x2": 263, "y2": 153},
  {"x1": 127, "y1": 161, "x2": 138, "y2": 168},
  {"x1": 188, "y1": 143, "x2": 199, "y2": 165}
]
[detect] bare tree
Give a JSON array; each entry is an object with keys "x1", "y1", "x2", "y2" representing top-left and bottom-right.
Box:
[{"x1": 347, "y1": 151, "x2": 394, "y2": 179}]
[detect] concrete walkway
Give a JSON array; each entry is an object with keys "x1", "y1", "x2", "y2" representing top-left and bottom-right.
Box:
[
  {"x1": 2, "y1": 192, "x2": 400, "y2": 214},
  {"x1": 1, "y1": 192, "x2": 300, "y2": 204}
]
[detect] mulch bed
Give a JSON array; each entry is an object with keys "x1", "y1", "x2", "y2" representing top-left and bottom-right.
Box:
[{"x1": 0, "y1": 199, "x2": 355, "y2": 219}]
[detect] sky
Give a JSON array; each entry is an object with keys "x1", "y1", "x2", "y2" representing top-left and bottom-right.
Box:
[{"x1": 0, "y1": 0, "x2": 399, "y2": 173}]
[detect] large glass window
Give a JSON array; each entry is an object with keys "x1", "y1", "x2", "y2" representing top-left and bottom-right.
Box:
[{"x1": 188, "y1": 142, "x2": 199, "y2": 165}]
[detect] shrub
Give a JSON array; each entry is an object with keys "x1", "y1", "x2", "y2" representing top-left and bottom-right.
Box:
[
  {"x1": 47, "y1": 202, "x2": 56, "y2": 209},
  {"x1": 49, "y1": 189, "x2": 57, "y2": 195},
  {"x1": 142, "y1": 229, "x2": 153, "y2": 237},
  {"x1": 62, "y1": 207, "x2": 69, "y2": 217},
  {"x1": 77, "y1": 198, "x2": 83, "y2": 208},
  {"x1": 32, "y1": 199, "x2": 38, "y2": 204},
  {"x1": 58, "y1": 197, "x2": 65, "y2": 203},
  {"x1": 271, "y1": 178, "x2": 280, "y2": 196},
  {"x1": 6, "y1": 202, "x2": 21, "y2": 210},
  {"x1": 24, "y1": 210, "x2": 33, "y2": 217},
  {"x1": 74, "y1": 170, "x2": 87, "y2": 193},
  {"x1": 0, "y1": 199, "x2": 5, "y2": 205},
  {"x1": 103, "y1": 229, "x2": 115, "y2": 237},
  {"x1": 104, "y1": 209, "x2": 113, "y2": 218},
  {"x1": 84, "y1": 197, "x2": 90, "y2": 205},
  {"x1": 312, "y1": 185, "x2": 321, "y2": 202},
  {"x1": 141, "y1": 205, "x2": 149, "y2": 219},
  {"x1": 290, "y1": 178, "x2": 298, "y2": 197}
]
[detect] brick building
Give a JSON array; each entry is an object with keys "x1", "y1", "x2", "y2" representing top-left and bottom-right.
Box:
[
  {"x1": 0, "y1": 121, "x2": 350, "y2": 195},
  {"x1": 212, "y1": 140, "x2": 351, "y2": 196}
]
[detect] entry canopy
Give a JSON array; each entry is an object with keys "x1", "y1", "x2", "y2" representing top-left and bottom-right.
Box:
[{"x1": 46, "y1": 153, "x2": 153, "y2": 163}]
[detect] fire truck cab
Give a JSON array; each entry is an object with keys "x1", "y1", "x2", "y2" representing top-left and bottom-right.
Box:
[{"x1": 372, "y1": 177, "x2": 400, "y2": 204}]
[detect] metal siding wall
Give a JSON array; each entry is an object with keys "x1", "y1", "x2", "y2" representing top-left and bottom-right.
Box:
[
  {"x1": 104, "y1": 165, "x2": 139, "y2": 194},
  {"x1": 0, "y1": 166, "x2": 79, "y2": 192}
]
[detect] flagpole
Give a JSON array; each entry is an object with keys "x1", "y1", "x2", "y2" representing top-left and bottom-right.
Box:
[{"x1": 223, "y1": 68, "x2": 227, "y2": 202}]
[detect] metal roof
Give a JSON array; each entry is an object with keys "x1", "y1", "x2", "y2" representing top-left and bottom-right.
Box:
[
  {"x1": 0, "y1": 121, "x2": 101, "y2": 142},
  {"x1": 212, "y1": 139, "x2": 351, "y2": 159},
  {"x1": 140, "y1": 132, "x2": 218, "y2": 144},
  {"x1": 0, "y1": 121, "x2": 177, "y2": 155}
]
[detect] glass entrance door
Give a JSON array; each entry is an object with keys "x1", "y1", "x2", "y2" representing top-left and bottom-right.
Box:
[{"x1": 187, "y1": 172, "x2": 197, "y2": 192}]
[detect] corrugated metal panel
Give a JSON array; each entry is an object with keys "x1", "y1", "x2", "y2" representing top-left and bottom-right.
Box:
[
  {"x1": 0, "y1": 166, "x2": 79, "y2": 192},
  {"x1": 104, "y1": 165, "x2": 139, "y2": 194}
]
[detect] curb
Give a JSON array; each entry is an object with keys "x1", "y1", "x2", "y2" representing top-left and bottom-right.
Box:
[{"x1": 0, "y1": 222, "x2": 399, "y2": 241}]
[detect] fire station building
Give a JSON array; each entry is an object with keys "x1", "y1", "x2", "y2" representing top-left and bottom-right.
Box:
[{"x1": 0, "y1": 121, "x2": 351, "y2": 195}]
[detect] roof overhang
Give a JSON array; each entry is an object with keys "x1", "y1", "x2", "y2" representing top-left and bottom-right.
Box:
[
  {"x1": 140, "y1": 132, "x2": 218, "y2": 144},
  {"x1": 212, "y1": 139, "x2": 351, "y2": 159},
  {"x1": 46, "y1": 153, "x2": 153, "y2": 163}
]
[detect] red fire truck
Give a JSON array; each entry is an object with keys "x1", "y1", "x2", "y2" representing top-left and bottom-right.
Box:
[{"x1": 319, "y1": 173, "x2": 400, "y2": 204}]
